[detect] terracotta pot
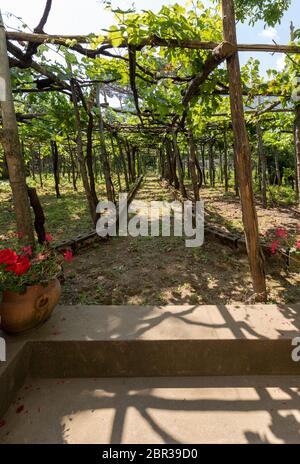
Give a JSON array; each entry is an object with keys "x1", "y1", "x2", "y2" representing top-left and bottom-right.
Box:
[{"x1": 0, "y1": 279, "x2": 61, "y2": 334}]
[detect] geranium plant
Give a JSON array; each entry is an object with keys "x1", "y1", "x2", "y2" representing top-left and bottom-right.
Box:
[
  {"x1": 0, "y1": 234, "x2": 73, "y2": 294},
  {"x1": 270, "y1": 226, "x2": 300, "y2": 266}
]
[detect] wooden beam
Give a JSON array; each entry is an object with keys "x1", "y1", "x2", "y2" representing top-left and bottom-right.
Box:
[
  {"x1": 6, "y1": 31, "x2": 300, "y2": 54},
  {"x1": 213, "y1": 108, "x2": 294, "y2": 117},
  {"x1": 7, "y1": 41, "x2": 71, "y2": 90},
  {"x1": 182, "y1": 41, "x2": 235, "y2": 108},
  {"x1": 6, "y1": 31, "x2": 91, "y2": 43}
]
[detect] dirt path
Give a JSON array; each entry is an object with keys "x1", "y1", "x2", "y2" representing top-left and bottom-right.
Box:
[{"x1": 61, "y1": 177, "x2": 300, "y2": 305}]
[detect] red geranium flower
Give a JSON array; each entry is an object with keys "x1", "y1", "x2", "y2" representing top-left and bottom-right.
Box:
[
  {"x1": 296, "y1": 240, "x2": 300, "y2": 250},
  {"x1": 5, "y1": 255, "x2": 31, "y2": 276},
  {"x1": 45, "y1": 233, "x2": 53, "y2": 242},
  {"x1": 275, "y1": 228, "x2": 288, "y2": 239},
  {"x1": 22, "y1": 246, "x2": 33, "y2": 256},
  {"x1": 271, "y1": 240, "x2": 280, "y2": 255},
  {"x1": 0, "y1": 249, "x2": 18, "y2": 265},
  {"x1": 63, "y1": 250, "x2": 73, "y2": 262}
]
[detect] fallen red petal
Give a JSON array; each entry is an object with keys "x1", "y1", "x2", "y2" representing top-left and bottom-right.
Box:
[{"x1": 16, "y1": 405, "x2": 24, "y2": 414}]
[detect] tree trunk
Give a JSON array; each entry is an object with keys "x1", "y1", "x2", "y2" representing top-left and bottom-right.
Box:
[
  {"x1": 166, "y1": 137, "x2": 179, "y2": 188},
  {"x1": 233, "y1": 143, "x2": 239, "y2": 197},
  {"x1": 201, "y1": 144, "x2": 207, "y2": 185},
  {"x1": 110, "y1": 134, "x2": 122, "y2": 192},
  {"x1": 69, "y1": 73, "x2": 97, "y2": 224},
  {"x1": 37, "y1": 144, "x2": 43, "y2": 188},
  {"x1": 86, "y1": 113, "x2": 98, "y2": 207},
  {"x1": 96, "y1": 85, "x2": 115, "y2": 202},
  {"x1": 50, "y1": 140, "x2": 61, "y2": 199},
  {"x1": 30, "y1": 145, "x2": 36, "y2": 181},
  {"x1": 274, "y1": 151, "x2": 281, "y2": 186},
  {"x1": 0, "y1": 11, "x2": 35, "y2": 245},
  {"x1": 172, "y1": 131, "x2": 187, "y2": 197},
  {"x1": 224, "y1": 127, "x2": 229, "y2": 192},
  {"x1": 67, "y1": 136, "x2": 77, "y2": 192},
  {"x1": 222, "y1": 0, "x2": 267, "y2": 302},
  {"x1": 188, "y1": 130, "x2": 200, "y2": 202},
  {"x1": 131, "y1": 146, "x2": 137, "y2": 181},
  {"x1": 116, "y1": 137, "x2": 129, "y2": 191},
  {"x1": 208, "y1": 141, "x2": 215, "y2": 187},
  {"x1": 27, "y1": 186, "x2": 46, "y2": 244},
  {"x1": 219, "y1": 148, "x2": 223, "y2": 184}
]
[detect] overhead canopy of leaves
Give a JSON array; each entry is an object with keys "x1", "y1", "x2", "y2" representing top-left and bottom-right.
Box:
[{"x1": 233, "y1": 0, "x2": 291, "y2": 26}]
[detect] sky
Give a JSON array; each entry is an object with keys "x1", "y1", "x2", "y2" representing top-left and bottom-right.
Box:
[{"x1": 1, "y1": 0, "x2": 299, "y2": 76}]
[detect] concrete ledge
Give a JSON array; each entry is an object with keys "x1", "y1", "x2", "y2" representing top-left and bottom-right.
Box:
[
  {"x1": 28, "y1": 339, "x2": 300, "y2": 378},
  {"x1": 1, "y1": 304, "x2": 300, "y2": 416},
  {"x1": 0, "y1": 341, "x2": 29, "y2": 418}
]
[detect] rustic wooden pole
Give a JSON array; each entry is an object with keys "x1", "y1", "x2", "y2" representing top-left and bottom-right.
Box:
[
  {"x1": 274, "y1": 151, "x2": 281, "y2": 187},
  {"x1": 223, "y1": 126, "x2": 229, "y2": 192},
  {"x1": 208, "y1": 141, "x2": 215, "y2": 188},
  {"x1": 201, "y1": 144, "x2": 207, "y2": 185},
  {"x1": 27, "y1": 186, "x2": 46, "y2": 244},
  {"x1": 6, "y1": 31, "x2": 300, "y2": 55},
  {"x1": 0, "y1": 10, "x2": 35, "y2": 245},
  {"x1": 50, "y1": 140, "x2": 61, "y2": 199},
  {"x1": 68, "y1": 63, "x2": 97, "y2": 224},
  {"x1": 221, "y1": 0, "x2": 267, "y2": 302},
  {"x1": 188, "y1": 130, "x2": 200, "y2": 202},
  {"x1": 96, "y1": 84, "x2": 115, "y2": 202},
  {"x1": 172, "y1": 130, "x2": 187, "y2": 198},
  {"x1": 116, "y1": 137, "x2": 130, "y2": 191}
]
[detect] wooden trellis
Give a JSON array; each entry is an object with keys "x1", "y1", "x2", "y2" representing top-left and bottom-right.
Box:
[{"x1": 1, "y1": 0, "x2": 300, "y2": 301}]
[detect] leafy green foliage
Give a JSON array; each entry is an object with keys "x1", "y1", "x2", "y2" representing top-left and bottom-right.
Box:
[{"x1": 233, "y1": 0, "x2": 291, "y2": 26}]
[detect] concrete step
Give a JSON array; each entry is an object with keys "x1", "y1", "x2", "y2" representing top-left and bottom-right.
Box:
[
  {"x1": 1, "y1": 376, "x2": 300, "y2": 444},
  {"x1": 1, "y1": 304, "x2": 300, "y2": 417}
]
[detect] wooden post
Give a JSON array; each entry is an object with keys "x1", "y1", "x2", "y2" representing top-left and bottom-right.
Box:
[
  {"x1": 0, "y1": 10, "x2": 35, "y2": 245},
  {"x1": 223, "y1": 126, "x2": 229, "y2": 192},
  {"x1": 68, "y1": 64, "x2": 97, "y2": 224},
  {"x1": 274, "y1": 152, "x2": 281, "y2": 187},
  {"x1": 27, "y1": 186, "x2": 46, "y2": 244},
  {"x1": 201, "y1": 143, "x2": 207, "y2": 185},
  {"x1": 221, "y1": 0, "x2": 267, "y2": 301},
  {"x1": 50, "y1": 140, "x2": 61, "y2": 198},
  {"x1": 208, "y1": 140, "x2": 215, "y2": 187},
  {"x1": 37, "y1": 144, "x2": 43, "y2": 188},
  {"x1": 188, "y1": 130, "x2": 200, "y2": 202},
  {"x1": 86, "y1": 113, "x2": 99, "y2": 206},
  {"x1": 219, "y1": 147, "x2": 223, "y2": 185},
  {"x1": 172, "y1": 130, "x2": 187, "y2": 198},
  {"x1": 110, "y1": 134, "x2": 122, "y2": 192},
  {"x1": 96, "y1": 85, "x2": 115, "y2": 201},
  {"x1": 116, "y1": 137, "x2": 130, "y2": 191}
]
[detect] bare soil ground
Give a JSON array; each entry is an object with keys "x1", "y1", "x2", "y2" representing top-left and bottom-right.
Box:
[
  {"x1": 199, "y1": 186, "x2": 300, "y2": 239},
  {"x1": 61, "y1": 178, "x2": 300, "y2": 306}
]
